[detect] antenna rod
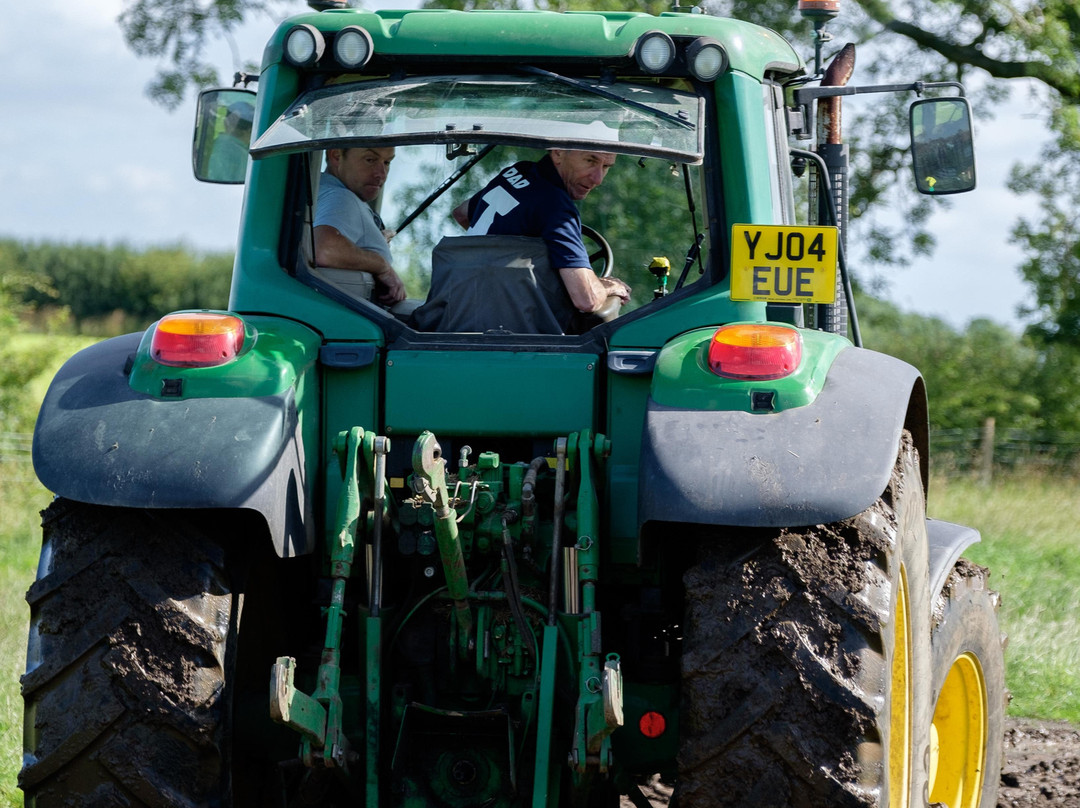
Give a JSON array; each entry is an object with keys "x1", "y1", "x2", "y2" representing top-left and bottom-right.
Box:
[{"x1": 797, "y1": 0, "x2": 840, "y2": 74}]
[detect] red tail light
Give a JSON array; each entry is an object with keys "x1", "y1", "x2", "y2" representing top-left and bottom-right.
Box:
[
  {"x1": 707, "y1": 324, "x2": 801, "y2": 380},
  {"x1": 639, "y1": 711, "x2": 667, "y2": 739},
  {"x1": 151, "y1": 313, "x2": 245, "y2": 368}
]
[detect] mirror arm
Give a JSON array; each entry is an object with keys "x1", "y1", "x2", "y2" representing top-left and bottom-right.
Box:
[{"x1": 792, "y1": 79, "x2": 964, "y2": 107}]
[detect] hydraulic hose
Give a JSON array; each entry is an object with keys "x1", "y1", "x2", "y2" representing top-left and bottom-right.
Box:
[
  {"x1": 521, "y1": 457, "x2": 548, "y2": 516},
  {"x1": 370, "y1": 436, "x2": 388, "y2": 617},
  {"x1": 548, "y1": 439, "x2": 568, "y2": 625},
  {"x1": 521, "y1": 456, "x2": 548, "y2": 538},
  {"x1": 502, "y1": 510, "x2": 538, "y2": 662}
]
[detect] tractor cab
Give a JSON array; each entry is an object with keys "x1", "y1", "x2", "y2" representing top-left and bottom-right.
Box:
[{"x1": 200, "y1": 63, "x2": 718, "y2": 338}]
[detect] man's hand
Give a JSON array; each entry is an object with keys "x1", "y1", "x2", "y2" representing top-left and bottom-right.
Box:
[
  {"x1": 599, "y1": 277, "x2": 631, "y2": 303},
  {"x1": 375, "y1": 269, "x2": 407, "y2": 304},
  {"x1": 560, "y1": 267, "x2": 633, "y2": 313}
]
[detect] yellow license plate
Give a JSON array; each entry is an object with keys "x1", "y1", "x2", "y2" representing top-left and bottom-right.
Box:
[{"x1": 729, "y1": 224, "x2": 838, "y2": 303}]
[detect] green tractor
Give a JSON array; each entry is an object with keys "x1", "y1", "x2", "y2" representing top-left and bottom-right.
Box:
[{"x1": 22, "y1": 1, "x2": 1003, "y2": 806}]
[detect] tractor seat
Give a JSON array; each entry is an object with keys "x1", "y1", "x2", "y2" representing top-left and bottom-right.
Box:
[{"x1": 410, "y1": 235, "x2": 576, "y2": 335}]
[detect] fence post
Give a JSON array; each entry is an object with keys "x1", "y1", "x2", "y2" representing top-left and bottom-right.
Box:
[{"x1": 978, "y1": 417, "x2": 995, "y2": 485}]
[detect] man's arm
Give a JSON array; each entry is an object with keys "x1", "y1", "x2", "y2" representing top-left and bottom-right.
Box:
[
  {"x1": 558, "y1": 267, "x2": 631, "y2": 313},
  {"x1": 314, "y1": 225, "x2": 406, "y2": 303}
]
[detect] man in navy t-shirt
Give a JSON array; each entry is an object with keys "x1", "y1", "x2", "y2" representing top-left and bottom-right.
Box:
[{"x1": 453, "y1": 149, "x2": 631, "y2": 317}]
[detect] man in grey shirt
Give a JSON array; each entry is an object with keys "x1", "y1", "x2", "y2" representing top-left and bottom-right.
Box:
[{"x1": 314, "y1": 147, "x2": 406, "y2": 304}]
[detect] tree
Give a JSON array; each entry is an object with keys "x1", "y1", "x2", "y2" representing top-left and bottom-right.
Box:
[
  {"x1": 3, "y1": 240, "x2": 234, "y2": 334},
  {"x1": 117, "y1": 0, "x2": 1072, "y2": 246},
  {"x1": 1009, "y1": 108, "x2": 1080, "y2": 342},
  {"x1": 118, "y1": 0, "x2": 304, "y2": 109},
  {"x1": 0, "y1": 243, "x2": 68, "y2": 433},
  {"x1": 857, "y1": 293, "x2": 1042, "y2": 432},
  {"x1": 124, "y1": 0, "x2": 1080, "y2": 118},
  {"x1": 854, "y1": 0, "x2": 1080, "y2": 101}
]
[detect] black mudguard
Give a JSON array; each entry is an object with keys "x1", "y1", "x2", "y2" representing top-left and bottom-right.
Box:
[
  {"x1": 32, "y1": 333, "x2": 315, "y2": 557},
  {"x1": 638, "y1": 346, "x2": 928, "y2": 529},
  {"x1": 927, "y1": 518, "x2": 981, "y2": 602}
]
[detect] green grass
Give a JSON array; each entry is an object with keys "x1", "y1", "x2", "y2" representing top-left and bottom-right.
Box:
[
  {"x1": 0, "y1": 477, "x2": 52, "y2": 807},
  {"x1": 0, "y1": 334, "x2": 93, "y2": 807},
  {"x1": 929, "y1": 473, "x2": 1080, "y2": 723}
]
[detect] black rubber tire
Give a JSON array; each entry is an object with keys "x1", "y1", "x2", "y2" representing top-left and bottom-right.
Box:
[
  {"x1": 676, "y1": 431, "x2": 933, "y2": 807},
  {"x1": 928, "y1": 559, "x2": 1006, "y2": 808},
  {"x1": 20, "y1": 499, "x2": 235, "y2": 807}
]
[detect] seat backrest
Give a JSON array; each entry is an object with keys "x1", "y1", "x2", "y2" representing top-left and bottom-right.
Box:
[
  {"x1": 298, "y1": 156, "x2": 376, "y2": 303},
  {"x1": 308, "y1": 265, "x2": 376, "y2": 301},
  {"x1": 411, "y1": 235, "x2": 574, "y2": 334}
]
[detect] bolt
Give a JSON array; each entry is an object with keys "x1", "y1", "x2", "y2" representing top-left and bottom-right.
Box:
[
  {"x1": 332, "y1": 432, "x2": 350, "y2": 456},
  {"x1": 423, "y1": 566, "x2": 436, "y2": 578},
  {"x1": 451, "y1": 759, "x2": 477, "y2": 785}
]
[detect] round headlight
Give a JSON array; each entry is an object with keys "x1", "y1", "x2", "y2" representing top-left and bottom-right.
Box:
[
  {"x1": 334, "y1": 26, "x2": 373, "y2": 69},
  {"x1": 284, "y1": 24, "x2": 325, "y2": 67},
  {"x1": 634, "y1": 31, "x2": 676, "y2": 75},
  {"x1": 687, "y1": 38, "x2": 728, "y2": 82}
]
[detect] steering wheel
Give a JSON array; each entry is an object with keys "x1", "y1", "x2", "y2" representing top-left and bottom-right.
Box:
[{"x1": 581, "y1": 224, "x2": 614, "y2": 279}]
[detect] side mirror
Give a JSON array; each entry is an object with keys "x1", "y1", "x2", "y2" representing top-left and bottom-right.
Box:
[
  {"x1": 193, "y1": 88, "x2": 257, "y2": 184},
  {"x1": 910, "y1": 96, "x2": 976, "y2": 195}
]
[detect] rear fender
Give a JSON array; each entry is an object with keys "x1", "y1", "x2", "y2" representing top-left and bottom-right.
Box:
[
  {"x1": 638, "y1": 344, "x2": 928, "y2": 528},
  {"x1": 927, "y1": 518, "x2": 981, "y2": 603},
  {"x1": 32, "y1": 318, "x2": 322, "y2": 557}
]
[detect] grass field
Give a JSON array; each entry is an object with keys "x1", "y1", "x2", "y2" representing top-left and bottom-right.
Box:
[
  {"x1": 929, "y1": 473, "x2": 1080, "y2": 722},
  {"x1": 0, "y1": 476, "x2": 51, "y2": 807},
  {"x1": 2, "y1": 334, "x2": 94, "y2": 806},
  {"x1": 1, "y1": 372, "x2": 1077, "y2": 803}
]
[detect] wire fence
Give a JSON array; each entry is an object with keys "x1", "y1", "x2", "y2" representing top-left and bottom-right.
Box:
[
  {"x1": 7, "y1": 425, "x2": 1080, "y2": 484},
  {"x1": 931, "y1": 421, "x2": 1080, "y2": 480}
]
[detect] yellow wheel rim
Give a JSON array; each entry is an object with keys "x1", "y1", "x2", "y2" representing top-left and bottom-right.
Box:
[
  {"x1": 889, "y1": 567, "x2": 912, "y2": 808},
  {"x1": 929, "y1": 652, "x2": 987, "y2": 808}
]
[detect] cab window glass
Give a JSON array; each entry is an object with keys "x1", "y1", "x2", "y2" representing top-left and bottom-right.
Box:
[
  {"x1": 763, "y1": 82, "x2": 795, "y2": 225},
  {"x1": 305, "y1": 144, "x2": 709, "y2": 319}
]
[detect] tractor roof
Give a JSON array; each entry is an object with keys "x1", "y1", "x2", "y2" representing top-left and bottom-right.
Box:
[{"x1": 262, "y1": 8, "x2": 804, "y2": 81}]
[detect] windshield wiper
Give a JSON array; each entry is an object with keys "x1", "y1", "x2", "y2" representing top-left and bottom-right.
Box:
[{"x1": 518, "y1": 65, "x2": 696, "y2": 131}]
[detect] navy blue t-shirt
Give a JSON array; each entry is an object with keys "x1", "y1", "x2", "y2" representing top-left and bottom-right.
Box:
[{"x1": 465, "y1": 156, "x2": 590, "y2": 270}]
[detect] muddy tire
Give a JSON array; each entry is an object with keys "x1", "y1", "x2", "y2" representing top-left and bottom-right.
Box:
[
  {"x1": 20, "y1": 499, "x2": 235, "y2": 807},
  {"x1": 676, "y1": 431, "x2": 932, "y2": 808},
  {"x1": 928, "y1": 559, "x2": 1006, "y2": 808}
]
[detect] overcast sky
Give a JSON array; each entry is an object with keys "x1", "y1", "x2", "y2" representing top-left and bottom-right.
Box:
[{"x1": 2, "y1": 0, "x2": 1049, "y2": 331}]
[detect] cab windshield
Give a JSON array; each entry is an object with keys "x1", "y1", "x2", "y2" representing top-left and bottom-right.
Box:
[
  {"x1": 268, "y1": 73, "x2": 712, "y2": 336},
  {"x1": 252, "y1": 73, "x2": 704, "y2": 162}
]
